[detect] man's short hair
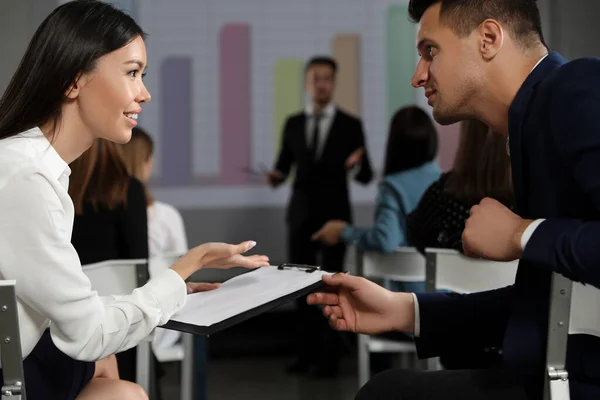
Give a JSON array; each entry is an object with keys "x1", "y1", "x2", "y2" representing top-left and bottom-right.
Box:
[
  {"x1": 408, "y1": 0, "x2": 546, "y2": 48},
  {"x1": 305, "y1": 56, "x2": 338, "y2": 75}
]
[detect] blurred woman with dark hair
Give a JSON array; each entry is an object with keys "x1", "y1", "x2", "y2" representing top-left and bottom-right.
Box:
[{"x1": 313, "y1": 106, "x2": 441, "y2": 264}]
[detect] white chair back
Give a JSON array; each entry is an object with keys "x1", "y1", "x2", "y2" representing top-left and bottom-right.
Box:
[
  {"x1": 0, "y1": 280, "x2": 26, "y2": 400},
  {"x1": 148, "y1": 252, "x2": 182, "y2": 279},
  {"x1": 82, "y1": 259, "x2": 148, "y2": 296},
  {"x1": 569, "y1": 282, "x2": 600, "y2": 336},
  {"x1": 361, "y1": 247, "x2": 426, "y2": 282},
  {"x1": 424, "y1": 248, "x2": 518, "y2": 293},
  {"x1": 424, "y1": 248, "x2": 600, "y2": 336}
]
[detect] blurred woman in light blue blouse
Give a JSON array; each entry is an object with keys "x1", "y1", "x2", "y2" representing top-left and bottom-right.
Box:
[{"x1": 312, "y1": 105, "x2": 440, "y2": 291}]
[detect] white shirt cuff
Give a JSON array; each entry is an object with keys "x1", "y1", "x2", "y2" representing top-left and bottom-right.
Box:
[
  {"x1": 411, "y1": 293, "x2": 420, "y2": 337},
  {"x1": 142, "y1": 268, "x2": 188, "y2": 325},
  {"x1": 520, "y1": 219, "x2": 546, "y2": 250}
]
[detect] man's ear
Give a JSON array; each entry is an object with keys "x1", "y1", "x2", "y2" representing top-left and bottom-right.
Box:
[
  {"x1": 478, "y1": 19, "x2": 504, "y2": 60},
  {"x1": 65, "y1": 73, "x2": 85, "y2": 100}
]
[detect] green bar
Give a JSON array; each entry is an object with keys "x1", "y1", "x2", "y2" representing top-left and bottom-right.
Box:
[
  {"x1": 387, "y1": 4, "x2": 416, "y2": 121},
  {"x1": 273, "y1": 59, "x2": 304, "y2": 155}
]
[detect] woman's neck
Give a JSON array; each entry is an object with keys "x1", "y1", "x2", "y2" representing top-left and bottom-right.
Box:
[{"x1": 39, "y1": 109, "x2": 94, "y2": 164}]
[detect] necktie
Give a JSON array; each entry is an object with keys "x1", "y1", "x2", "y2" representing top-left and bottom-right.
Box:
[{"x1": 310, "y1": 113, "x2": 322, "y2": 161}]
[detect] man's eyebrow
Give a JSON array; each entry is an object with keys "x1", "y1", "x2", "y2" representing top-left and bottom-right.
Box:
[{"x1": 417, "y1": 38, "x2": 434, "y2": 50}]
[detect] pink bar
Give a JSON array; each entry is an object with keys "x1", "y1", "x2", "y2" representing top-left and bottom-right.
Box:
[
  {"x1": 436, "y1": 123, "x2": 461, "y2": 172},
  {"x1": 220, "y1": 24, "x2": 251, "y2": 185}
]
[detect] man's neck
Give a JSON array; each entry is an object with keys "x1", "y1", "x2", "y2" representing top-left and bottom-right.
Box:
[
  {"x1": 312, "y1": 101, "x2": 329, "y2": 115},
  {"x1": 477, "y1": 49, "x2": 549, "y2": 136}
]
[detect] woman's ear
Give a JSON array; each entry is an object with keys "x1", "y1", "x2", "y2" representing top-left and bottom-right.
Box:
[{"x1": 65, "y1": 73, "x2": 84, "y2": 100}]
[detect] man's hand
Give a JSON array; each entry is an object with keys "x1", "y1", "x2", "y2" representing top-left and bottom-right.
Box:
[
  {"x1": 345, "y1": 147, "x2": 364, "y2": 169},
  {"x1": 307, "y1": 274, "x2": 415, "y2": 335},
  {"x1": 462, "y1": 197, "x2": 533, "y2": 261},
  {"x1": 312, "y1": 220, "x2": 347, "y2": 246},
  {"x1": 265, "y1": 170, "x2": 283, "y2": 187}
]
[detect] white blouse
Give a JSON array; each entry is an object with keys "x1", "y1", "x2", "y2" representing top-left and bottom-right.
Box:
[
  {"x1": 0, "y1": 128, "x2": 187, "y2": 363},
  {"x1": 148, "y1": 201, "x2": 188, "y2": 257}
]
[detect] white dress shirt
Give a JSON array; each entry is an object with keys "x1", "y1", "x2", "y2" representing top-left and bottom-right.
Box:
[
  {"x1": 305, "y1": 102, "x2": 336, "y2": 160},
  {"x1": 0, "y1": 128, "x2": 187, "y2": 363},
  {"x1": 412, "y1": 54, "x2": 550, "y2": 337}
]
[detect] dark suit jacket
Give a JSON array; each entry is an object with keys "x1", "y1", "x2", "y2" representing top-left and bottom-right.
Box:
[
  {"x1": 274, "y1": 108, "x2": 373, "y2": 229},
  {"x1": 413, "y1": 52, "x2": 600, "y2": 399}
]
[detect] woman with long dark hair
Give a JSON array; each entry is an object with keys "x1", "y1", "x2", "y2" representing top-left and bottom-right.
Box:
[
  {"x1": 312, "y1": 106, "x2": 441, "y2": 257},
  {"x1": 0, "y1": 1, "x2": 268, "y2": 398}
]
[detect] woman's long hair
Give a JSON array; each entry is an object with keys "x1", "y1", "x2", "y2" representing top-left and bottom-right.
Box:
[
  {"x1": 446, "y1": 119, "x2": 513, "y2": 205},
  {"x1": 383, "y1": 106, "x2": 438, "y2": 176},
  {"x1": 69, "y1": 140, "x2": 130, "y2": 215},
  {"x1": 120, "y1": 126, "x2": 155, "y2": 206}
]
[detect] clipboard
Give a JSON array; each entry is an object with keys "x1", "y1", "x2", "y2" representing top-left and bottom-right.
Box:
[{"x1": 163, "y1": 264, "x2": 332, "y2": 337}]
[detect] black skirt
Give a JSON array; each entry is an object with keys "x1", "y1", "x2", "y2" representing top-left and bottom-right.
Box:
[{"x1": 0, "y1": 329, "x2": 95, "y2": 399}]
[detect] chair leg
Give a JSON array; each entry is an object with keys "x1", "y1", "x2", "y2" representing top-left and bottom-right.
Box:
[
  {"x1": 358, "y1": 334, "x2": 370, "y2": 388},
  {"x1": 426, "y1": 357, "x2": 441, "y2": 371},
  {"x1": 181, "y1": 333, "x2": 194, "y2": 400},
  {"x1": 547, "y1": 378, "x2": 570, "y2": 400},
  {"x1": 412, "y1": 352, "x2": 421, "y2": 370},
  {"x1": 136, "y1": 341, "x2": 152, "y2": 394}
]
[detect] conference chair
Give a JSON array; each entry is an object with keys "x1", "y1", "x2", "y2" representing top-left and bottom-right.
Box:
[{"x1": 0, "y1": 280, "x2": 26, "y2": 399}]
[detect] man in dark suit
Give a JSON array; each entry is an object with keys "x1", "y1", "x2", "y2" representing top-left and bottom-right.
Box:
[
  {"x1": 267, "y1": 56, "x2": 373, "y2": 377},
  {"x1": 307, "y1": 0, "x2": 600, "y2": 398}
]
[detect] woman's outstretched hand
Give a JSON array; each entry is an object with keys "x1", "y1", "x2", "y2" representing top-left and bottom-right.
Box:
[{"x1": 171, "y1": 241, "x2": 269, "y2": 280}]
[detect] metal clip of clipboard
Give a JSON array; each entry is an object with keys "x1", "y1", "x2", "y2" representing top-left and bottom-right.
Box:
[{"x1": 277, "y1": 263, "x2": 321, "y2": 273}]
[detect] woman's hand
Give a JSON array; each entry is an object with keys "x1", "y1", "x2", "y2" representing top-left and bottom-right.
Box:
[
  {"x1": 170, "y1": 241, "x2": 269, "y2": 280},
  {"x1": 312, "y1": 220, "x2": 347, "y2": 245},
  {"x1": 186, "y1": 282, "x2": 221, "y2": 294}
]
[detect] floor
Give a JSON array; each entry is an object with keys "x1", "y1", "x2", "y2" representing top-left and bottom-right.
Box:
[
  {"x1": 160, "y1": 356, "x2": 359, "y2": 400},
  {"x1": 158, "y1": 309, "x2": 362, "y2": 399}
]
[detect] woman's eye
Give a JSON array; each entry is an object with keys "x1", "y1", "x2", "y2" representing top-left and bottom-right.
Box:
[{"x1": 128, "y1": 70, "x2": 147, "y2": 80}]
